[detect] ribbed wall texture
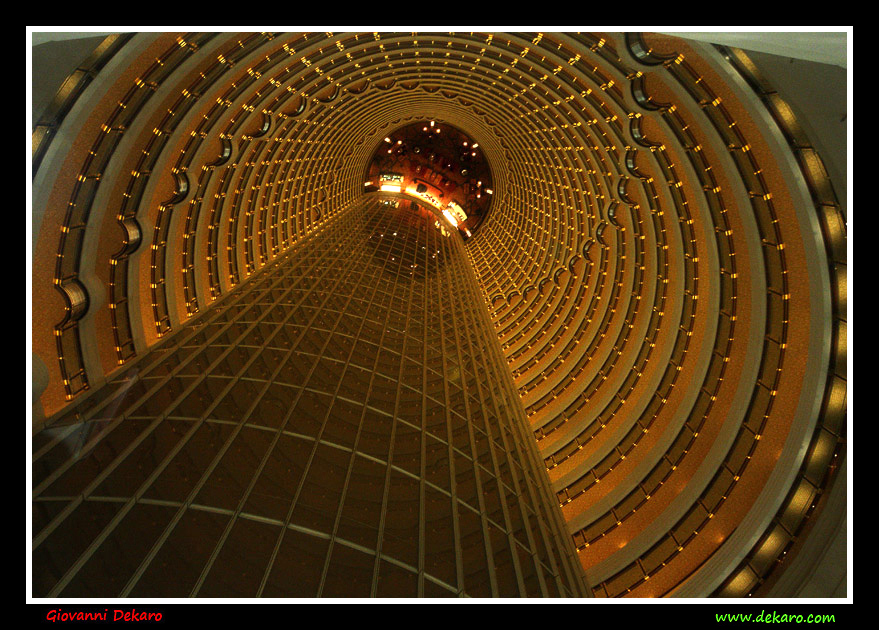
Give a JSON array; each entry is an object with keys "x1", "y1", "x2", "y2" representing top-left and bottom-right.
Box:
[{"x1": 32, "y1": 32, "x2": 846, "y2": 598}]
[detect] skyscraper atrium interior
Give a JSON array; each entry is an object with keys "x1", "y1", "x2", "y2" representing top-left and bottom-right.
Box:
[{"x1": 30, "y1": 31, "x2": 849, "y2": 599}]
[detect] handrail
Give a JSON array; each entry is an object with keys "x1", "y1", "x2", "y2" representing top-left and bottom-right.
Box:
[
  {"x1": 31, "y1": 33, "x2": 134, "y2": 178},
  {"x1": 708, "y1": 44, "x2": 847, "y2": 598}
]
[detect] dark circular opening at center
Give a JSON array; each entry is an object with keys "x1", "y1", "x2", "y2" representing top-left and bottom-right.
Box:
[{"x1": 364, "y1": 120, "x2": 494, "y2": 239}]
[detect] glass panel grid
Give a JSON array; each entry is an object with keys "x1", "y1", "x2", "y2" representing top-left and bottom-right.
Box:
[{"x1": 32, "y1": 197, "x2": 587, "y2": 598}]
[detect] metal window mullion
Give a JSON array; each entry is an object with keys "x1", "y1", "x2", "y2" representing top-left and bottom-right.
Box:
[
  {"x1": 370, "y1": 202, "x2": 428, "y2": 595},
  {"x1": 316, "y1": 199, "x2": 415, "y2": 596},
  {"x1": 442, "y1": 234, "x2": 488, "y2": 596},
  {"x1": 117, "y1": 210, "x2": 362, "y2": 597},
  {"x1": 36, "y1": 307, "x2": 295, "y2": 532},
  {"x1": 447, "y1": 236, "x2": 528, "y2": 598},
  {"x1": 457, "y1": 239, "x2": 532, "y2": 597},
  {"x1": 417, "y1": 226, "x2": 436, "y2": 597},
  {"x1": 419, "y1": 223, "x2": 444, "y2": 595},
  {"x1": 254, "y1": 197, "x2": 387, "y2": 596},
  {"x1": 439, "y1": 232, "x2": 499, "y2": 598},
  {"x1": 459, "y1": 237, "x2": 565, "y2": 596},
  {"x1": 34, "y1": 230, "x2": 336, "y2": 500},
  {"x1": 430, "y1": 229, "x2": 466, "y2": 596},
  {"x1": 115, "y1": 202, "x2": 367, "y2": 598},
  {"x1": 48, "y1": 252, "x2": 265, "y2": 422},
  {"x1": 32, "y1": 424, "x2": 81, "y2": 461},
  {"x1": 107, "y1": 288, "x2": 321, "y2": 598},
  {"x1": 463, "y1": 240, "x2": 581, "y2": 596},
  {"x1": 42, "y1": 191, "x2": 351, "y2": 434},
  {"x1": 187, "y1": 222, "x2": 379, "y2": 597},
  {"x1": 33, "y1": 252, "x2": 326, "y2": 552},
  {"x1": 42, "y1": 327, "x2": 280, "y2": 597},
  {"x1": 468, "y1": 334, "x2": 546, "y2": 597}
]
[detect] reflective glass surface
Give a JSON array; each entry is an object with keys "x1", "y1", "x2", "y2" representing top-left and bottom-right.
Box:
[{"x1": 32, "y1": 196, "x2": 586, "y2": 598}]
